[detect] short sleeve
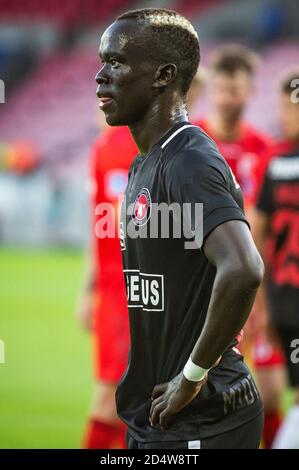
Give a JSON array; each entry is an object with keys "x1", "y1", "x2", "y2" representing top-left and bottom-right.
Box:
[{"x1": 163, "y1": 150, "x2": 249, "y2": 245}]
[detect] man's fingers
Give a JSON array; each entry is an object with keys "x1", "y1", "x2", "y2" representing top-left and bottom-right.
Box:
[
  {"x1": 159, "y1": 407, "x2": 171, "y2": 430},
  {"x1": 151, "y1": 383, "x2": 168, "y2": 400},
  {"x1": 150, "y1": 401, "x2": 167, "y2": 426},
  {"x1": 150, "y1": 395, "x2": 165, "y2": 421}
]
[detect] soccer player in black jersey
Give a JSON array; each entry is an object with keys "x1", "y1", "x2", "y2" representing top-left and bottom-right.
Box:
[
  {"x1": 253, "y1": 70, "x2": 299, "y2": 448},
  {"x1": 95, "y1": 8, "x2": 264, "y2": 449}
]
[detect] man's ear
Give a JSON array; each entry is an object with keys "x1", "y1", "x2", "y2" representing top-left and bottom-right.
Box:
[{"x1": 153, "y1": 63, "x2": 177, "y2": 89}]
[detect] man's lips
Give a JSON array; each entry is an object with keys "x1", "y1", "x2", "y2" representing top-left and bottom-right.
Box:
[{"x1": 98, "y1": 96, "x2": 114, "y2": 109}]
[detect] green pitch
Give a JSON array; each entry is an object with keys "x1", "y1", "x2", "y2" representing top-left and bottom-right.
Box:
[{"x1": 0, "y1": 248, "x2": 92, "y2": 449}]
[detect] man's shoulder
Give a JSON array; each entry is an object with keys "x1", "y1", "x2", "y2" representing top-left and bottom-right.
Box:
[{"x1": 161, "y1": 124, "x2": 226, "y2": 174}]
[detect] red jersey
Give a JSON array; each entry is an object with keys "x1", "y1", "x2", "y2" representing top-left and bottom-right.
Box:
[
  {"x1": 256, "y1": 139, "x2": 299, "y2": 329},
  {"x1": 89, "y1": 126, "x2": 137, "y2": 294},
  {"x1": 257, "y1": 140, "x2": 299, "y2": 285},
  {"x1": 195, "y1": 118, "x2": 271, "y2": 207}
]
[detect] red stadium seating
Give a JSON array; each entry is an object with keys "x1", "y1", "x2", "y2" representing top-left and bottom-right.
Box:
[
  {"x1": 0, "y1": 0, "x2": 134, "y2": 26},
  {"x1": 0, "y1": 42, "x2": 298, "y2": 178}
]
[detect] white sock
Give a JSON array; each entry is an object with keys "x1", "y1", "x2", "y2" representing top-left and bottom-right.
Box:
[{"x1": 272, "y1": 405, "x2": 299, "y2": 449}]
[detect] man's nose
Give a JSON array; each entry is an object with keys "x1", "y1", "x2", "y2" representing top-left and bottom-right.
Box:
[{"x1": 95, "y1": 69, "x2": 109, "y2": 85}]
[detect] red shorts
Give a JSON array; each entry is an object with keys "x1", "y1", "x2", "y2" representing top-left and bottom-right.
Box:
[
  {"x1": 93, "y1": 284, "x2": 130, "y2": 384},
  {"x1": 252, "y1": 333, "x2": 285, "y2": 368}
]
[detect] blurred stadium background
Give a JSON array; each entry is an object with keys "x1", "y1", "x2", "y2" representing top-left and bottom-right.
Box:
[{"x1": 0, "y1": 0, "x2": 298, "y2": 448}]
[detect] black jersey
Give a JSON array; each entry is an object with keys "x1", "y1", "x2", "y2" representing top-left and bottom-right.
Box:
[
  {"x1": 116, "y1": 122, "x2": 263, "y2": 442},
  {"x1": 257, "y1": 142, "x2": 299, "y2": 328}
]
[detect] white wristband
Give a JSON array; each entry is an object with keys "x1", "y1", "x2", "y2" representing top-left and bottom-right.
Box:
[{"x1": 183, "y1": 356, "x2": 210, "y2": 382}]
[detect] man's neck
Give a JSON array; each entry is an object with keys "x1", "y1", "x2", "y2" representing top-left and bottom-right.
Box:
[
  {"x1": 129, "y1": 94, "x2": 188, "y2": 155},
  {"x1": 208, "y1": 115, "x2": 243, "y2": 142}
]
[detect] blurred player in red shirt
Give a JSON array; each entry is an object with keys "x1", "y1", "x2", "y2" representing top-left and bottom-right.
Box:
[
  {"x1": 252, "y1": 69, "x2": 299, "y2": 448},
  {"x1": 194, "y1": 45, "x2": 271, "y2": 212},
  {"x1": 193, "y1": 45, "x2": 284, "y2": 448},
  {"x1": 78, "y1": 124, "x2": 137, "y2": 449},
  {"x1": 78, "y1": 72, "x2": 206, "y2": 449}
]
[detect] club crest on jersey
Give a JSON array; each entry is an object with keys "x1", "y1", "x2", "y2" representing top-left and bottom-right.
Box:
[{"x1": 132, "y1": 188, "x2": 152, "y2": 226}]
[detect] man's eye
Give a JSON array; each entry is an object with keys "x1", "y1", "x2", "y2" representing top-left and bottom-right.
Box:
[{"x1": 110, "y1": 59, "x2": 120, "y2": 67}]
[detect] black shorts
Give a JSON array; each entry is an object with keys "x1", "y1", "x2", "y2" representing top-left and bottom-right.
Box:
[
  {"x1": 126, "y1": 412, "x2": 264, "y2": 449},
  {"x1": 275, "y1": 324, "x2": 299, "y2": 387}
]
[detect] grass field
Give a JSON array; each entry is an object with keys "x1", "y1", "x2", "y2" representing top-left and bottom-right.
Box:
[{"x1": 0, "y1": 248, "x2": 92, "y2": 449}]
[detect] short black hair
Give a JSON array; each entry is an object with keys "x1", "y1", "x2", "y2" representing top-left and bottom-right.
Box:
[
  {"x1": 280, "y1": 68, "x2": 299, "y2": 96},
  {"x1": 211, "y1": 45, "x2": 259, "y2": 77},
  {"x1": 116, "y1": 8, "x2": 200, "y2": 96}
]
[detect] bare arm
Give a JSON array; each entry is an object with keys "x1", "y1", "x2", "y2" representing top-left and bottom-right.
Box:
[{"x1": 191, "y1": 219, "x2": 264, "y2": 367}]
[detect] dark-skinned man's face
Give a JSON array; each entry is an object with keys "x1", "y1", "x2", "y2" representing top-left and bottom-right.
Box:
[{"x1": 96, "y1": 20, "x2": 158, "y2": 126}]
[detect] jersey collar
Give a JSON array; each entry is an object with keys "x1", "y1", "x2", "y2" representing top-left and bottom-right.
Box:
[
  {"x1": 135, "y1": 121, "x2": 195, "y2": 162},
  {"x1": 158, "y1": 121, "x2": 195, "y2": 150}
]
